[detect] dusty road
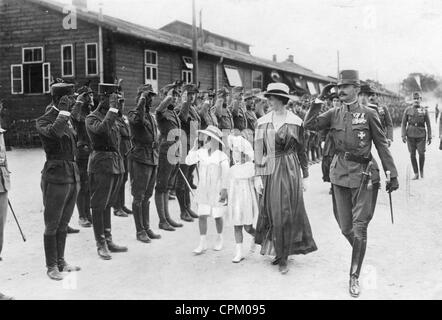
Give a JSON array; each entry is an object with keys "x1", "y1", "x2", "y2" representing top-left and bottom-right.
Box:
[{"x1": 1, "y1": 126, "x2": 441, "y2": 300}]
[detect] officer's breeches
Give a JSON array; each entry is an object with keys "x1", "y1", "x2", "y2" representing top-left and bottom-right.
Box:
[
  {"x1": 0, "y1": 191, "x2": 8, "y2": 255},
  {"x1": 332, "y1": 184, "x2": 377, "y2": 242},
  {"x1": 41, "y1": 180, "x2": 79, "y2": 236},
  {"x1": 130, "y1": 161, "x2": 157, "y2": 202},
  {"x1": 407, "y1": 137, "x2": 426, "y2": 174},
  {"x1": 89, "y1": 173, "x2": 123, "y2": 241},
  {"x1": 155, "y1": 151, "x2": 179, "y2": 193}
]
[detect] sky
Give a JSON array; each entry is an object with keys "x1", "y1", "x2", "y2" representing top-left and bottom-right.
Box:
[{"x1": 59, "y1": 0, "x2": 442, "y2": 88}]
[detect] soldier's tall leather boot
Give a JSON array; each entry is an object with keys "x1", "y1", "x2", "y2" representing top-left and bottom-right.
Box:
[
  {"x1": 419, "y1": 154, "x2": 425, "y2": 179},
  {"x1": 133, "y1": 201, "x2": 151, "y2": 243},
  {"x1": 104, "y1": 229, "x2": 128, "y2": 253},
  {"x1": 155, "y1": 192, "x2": 175, "y2": 231},
  {"x1": 349, "y1": 238, "x2": 367, "y2": 298},
  {"x1": 176, "y1": 189, "x2": 193, "y2": 222},
  {"x1": 184, "y1": 190, "x2": 199, "y2": 219},
  {"x1": 56, "y1": 231, "x2": 81, "y2": 272},
  {"x1": 44, "y1": 235, "x2": 64, "y2": 281},
  {"x1": 142, "y1": 200, "x2": 161, "y2": 239},
  {"x1": 411, "y1": 155, "x2": 419, "y2": 180},
  {"x1": 163, "y1": 192, "x2": 183, "y2": 228}
]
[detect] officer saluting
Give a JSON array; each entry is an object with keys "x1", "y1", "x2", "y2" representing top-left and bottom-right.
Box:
[
  {"x1": 86, "y1": 83, "x2": 127, "y2": 260},
  {"x1": 128, "y1": 84, "x2": 161, "y2": 243},
  {"x1": 401, "y1": 92, "x2": 432, "y2": 180},
  {"x1": 304, "y1": 70, "x2": 399, "y2": 298},
  {"x1": 36, "y1": 82, "x2": 81, "y2": 280}
]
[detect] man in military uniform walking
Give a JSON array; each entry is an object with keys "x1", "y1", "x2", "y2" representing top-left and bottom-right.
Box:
[
  {"x1": 86, "y1": 84, "x2": 128, "y2": 260},
  {"x1": 401, "y1": 92, "x2": 432, "y2": 179},
  {"x1": 305, "y1": 70, "x2": 399, "y2": 298},
  {"x1": 36, "y1": 82, "x2": 81, "y2": 280},
  {"x1": 366, "y1": 86, "x2": 394, "y2": 147},
  {"x1": 128, "y1": 84, "x2": 161, "y2": 243}
]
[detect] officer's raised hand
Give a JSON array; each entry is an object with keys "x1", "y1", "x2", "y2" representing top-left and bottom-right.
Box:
[
  {"x1": 386, "y1": 177, "x2": 399, "y2": 192},
  {"x1": 76, "y1": 92, "x2": 90, "y2": 105},
  {"x1": 319, "y1": 83, "x2": 336, "y2": 101},
  {"x1": 58, "y1": 95, "x2": 73, "y2": 112},
  {"x1": 109, "y1": 93, "x2": 120, "y2": 110}
]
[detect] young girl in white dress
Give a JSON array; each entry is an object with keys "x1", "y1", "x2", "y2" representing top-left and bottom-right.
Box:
[
  {"x1": 185, "y1": 125, "x2": 230, "y2": 254},
  {"x1": 226, "y1": 135, "x2": 262, "y2": 263}
]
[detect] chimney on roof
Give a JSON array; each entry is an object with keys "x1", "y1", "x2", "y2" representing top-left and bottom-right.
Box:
[
  {"x1": 72, "y1": 0, "x2": 87, "y2": 10},
  {"x1": 272, "y1": 54, "x2": 277, "y2": 62},
  {"x1": 287, "y1": 54, "x2": 294, "y2": 63}
]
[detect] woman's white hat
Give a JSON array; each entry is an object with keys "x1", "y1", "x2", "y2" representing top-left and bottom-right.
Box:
[
  {"x1": 227, "y1": 135, "x2": 254, "y2": 160},
  {"x1": 197, "y1": 125, "x2": 225, "y2": 146},
  {"x1": 257, "y1": 83, "x2": 299, "y2": 102}
]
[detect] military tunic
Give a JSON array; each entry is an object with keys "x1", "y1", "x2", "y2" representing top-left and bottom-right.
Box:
[
  {"x1": 367, "y1": 103, "x2": 394, "y2": 141},
  {"x1": 401, "y1": 104, "x2": 431, "y2": 154}
]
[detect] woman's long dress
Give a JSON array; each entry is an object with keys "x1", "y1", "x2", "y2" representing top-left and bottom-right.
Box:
[{"x1": 254, "y1": 111, "x2": 317, "y2": 257}]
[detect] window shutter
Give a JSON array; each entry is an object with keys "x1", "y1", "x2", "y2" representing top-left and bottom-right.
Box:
[
  {"x1": 43, "y1": 63, "x2": 51, "y2": 93},
  {"x1": 10, "y1": 64, "x2": 23, "y2": 94}
]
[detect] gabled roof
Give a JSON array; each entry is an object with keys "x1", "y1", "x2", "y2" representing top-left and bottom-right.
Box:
[{"x1": 28, "y1": 0, "x2": 335, "y2": 83}]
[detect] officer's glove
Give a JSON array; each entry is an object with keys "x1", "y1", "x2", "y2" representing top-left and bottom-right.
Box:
[
  {"x1": 402, "y1": 136, "x2": 407, "y2": 143},
  {"x1": 428, "y1": 138, "x2": 432, "y2": 145},
  {"x1": 386, "y1": 177, "x2": 399, "y2": 193}
]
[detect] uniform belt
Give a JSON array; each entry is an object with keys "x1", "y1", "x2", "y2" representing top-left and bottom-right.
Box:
[
  {"x1": 93, "y1": 146, "x2": 117, "y2": 152},
  {"x1": 411, "y1": 123, "x2": 425, "y2": 127},
  {"x1": 338, "y1": 152, "x2": 372, "y2": 164}
]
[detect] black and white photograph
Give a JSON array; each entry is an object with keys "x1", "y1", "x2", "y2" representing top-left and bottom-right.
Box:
[{"x1": 0, "y1": 0, "x2": 441, "y2": 305}]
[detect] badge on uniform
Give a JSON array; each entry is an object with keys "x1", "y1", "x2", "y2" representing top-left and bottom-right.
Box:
[
  {"x1": 357, "y1": 131, "x2": 367, "y2": 147},
  {"x1": 352, "y1": 113, "x2": 367, "y2": 125}
]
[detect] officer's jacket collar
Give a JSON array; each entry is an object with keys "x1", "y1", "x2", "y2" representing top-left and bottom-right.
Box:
[{"x1": 257, "y1": 110, "x2": 303, "y2": 127}]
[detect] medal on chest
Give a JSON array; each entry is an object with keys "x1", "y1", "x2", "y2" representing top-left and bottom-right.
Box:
[
  {"x1": 352, "y1": 113, "x2": 367, "y2": 125},
  {"x1": 357, "y1": 130, "x2": 367, "y2": 147}
]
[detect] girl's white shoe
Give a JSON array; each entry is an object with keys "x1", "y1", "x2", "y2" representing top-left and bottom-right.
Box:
[
  {"x1": 193, "y1": 236, "x2": 208, "y2": 255},
  {"x1": 213, "y1": 234, "x2": 224, "y2": 251},
  {"x1": 232, "y1": 243, "x2": 244, "y2": 263}
]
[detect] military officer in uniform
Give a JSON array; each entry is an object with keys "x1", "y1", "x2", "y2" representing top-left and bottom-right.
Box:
[
  {"x1": 155, "y1": 84, "x2": 184, "y2": 231},
  {"x1": 86, "y1": 84, "x2": 128, "y2": 260},
  {"x1": 367, "y1": 87, "x2": 394, "y2": 147},
  {"x1": 176, "y1": 84, "x2": 200, "y2": 223},
  {"x1": 244, "y1": 91, "x2": 258, "y2": 131},
  {"x1": 71, "y1": 85, "x2": 94, "y2": 228},
  {"x1": 304, "y1": 70, "x2": 399, "y2": 298},
  {"x1": 36, "y1": 82, "x2": 81, "y2": 280},
  {"x1": 198, "y1": 91, "x2": 218, "y2": 130},
  {"x1": 231, "y1": 86, "x2": 247, "y2": 134},
  {"x1": 128, "y1": 84, "x2": 161, "y2": 243},
  {"x1": 401, "y1": 92, "x2": 432, "y2": 180}
]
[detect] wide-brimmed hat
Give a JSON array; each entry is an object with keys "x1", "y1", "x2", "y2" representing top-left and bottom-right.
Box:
[
  {"x1": 337, "y1": 70, "x2": 360, "y2": 87},
  {"x1": 262, "y1": 83, "x2": 299, "y2": 102},
  {"x1": 227, "y1": 135, "x2": 254, "y2": 160},
  {"x1": 197, "y1": 125, "x2": 224, "y2": 146},
  {"x1": 243, "y1": 90, "x2": 254, "y2": 101}
]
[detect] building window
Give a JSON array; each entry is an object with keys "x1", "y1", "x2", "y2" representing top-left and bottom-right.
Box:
[
  {"x1": 224, "y1": 65, "x2": 242, "y2": 87},
  {"x1": 61, "y1": 44, "x2": 74, "y2": 77},
  {"x1": 182, "y1": 70, "x2": 192, "y2": 84},
  {"x1": 10, "y1": 65, "x2": 23, "y2": 94},
  {"x1": 22, "y1": 47, "x2": 44, "y2": 64},
  {"x1": 252, "y1": 70, "x2": 263, "y2": 89},
  {"x1": 85, "y1": 43, "x2": 98, "y2": 76},
  {"x1": 182, "y1": 56, "x2": 193, "y2": 69},
  {"x1": 145, "y1": 49, "x2": 158, "y2": 93}
]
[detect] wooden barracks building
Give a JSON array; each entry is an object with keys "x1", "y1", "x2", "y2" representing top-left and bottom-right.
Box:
[{"x1": 0, "y1": 0, "x2": 335, "y2": 125}]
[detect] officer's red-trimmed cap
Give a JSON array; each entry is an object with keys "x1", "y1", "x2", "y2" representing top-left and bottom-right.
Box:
[{"x1": 337, "y1": 70, "x2": 360, "y2": 87}]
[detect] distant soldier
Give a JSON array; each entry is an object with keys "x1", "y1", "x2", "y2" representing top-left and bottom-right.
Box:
[
  {"x1": 305, "y1": 70, "x2": 399, "y2": 298},
  {"x1": 368, "y1": 89, "x2": 394, "y2": 147},
  {"x1": 436, "y1": 104, "x2": 439, "y2": 122},
  {"x1": 231, "y1": 86, "x2": 247, "y2": 134},
  {"x1": 401, "y1": 92, "x2": 432, "y2": 180},
  {"x1": 36, "y1": 82, "x2": 81, "y2": 280},
  {"x1": 215, "y1": 87, "x2": 234, "y2": 132},
  {"x1": 244, "y1": 90, "x2": 258, "y2": 131},
  {"x1": 86, "y1": 84, "x2": 128, "y2": 260},
  {"x1": 198, "y1": 90, "x2": 217, "y2": 130},
  {"x1": 128, "y1": 84, "x2": 161, "y2": 243}
]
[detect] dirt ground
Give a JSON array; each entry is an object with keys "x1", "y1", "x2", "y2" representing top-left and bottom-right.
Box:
[{"x1": 1, "y1": 125, "x2": 441, "y2": 300}]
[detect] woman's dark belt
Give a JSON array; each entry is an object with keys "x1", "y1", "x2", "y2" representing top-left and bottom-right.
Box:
[{"x1": 337, "y1": 152, "x2": 372, "y2": 164}]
